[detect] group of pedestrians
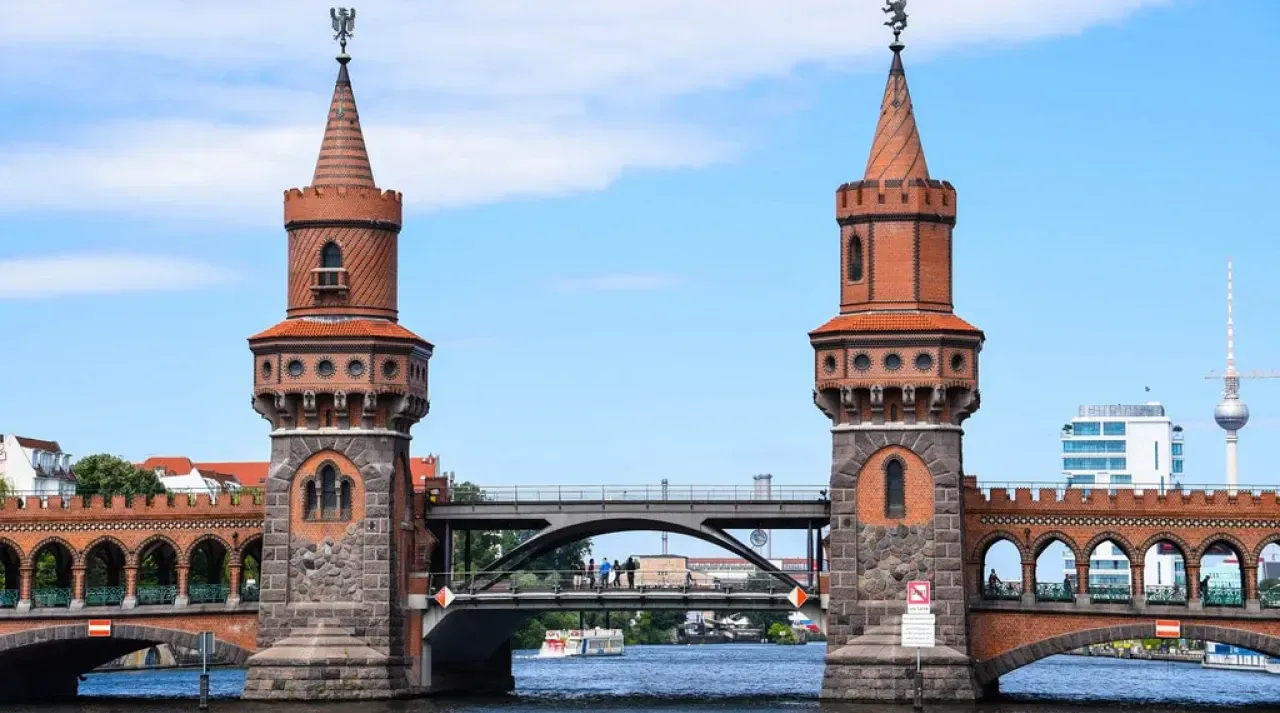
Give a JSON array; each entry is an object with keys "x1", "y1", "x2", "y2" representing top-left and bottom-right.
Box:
[{"x1": 576, "y1": 557, "x2": 638, "y2": 589}]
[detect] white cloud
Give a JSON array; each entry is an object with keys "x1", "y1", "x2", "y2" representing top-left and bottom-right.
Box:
[
  {"x1": 0, "y1": 0, "x2": 1174, "y2": 219},
  {"x1": 0, "y1": 254, "x2": 236, "y2": 299},
  {"x1": 545, "y1": 273, "x2": 685, "y2": 294}
]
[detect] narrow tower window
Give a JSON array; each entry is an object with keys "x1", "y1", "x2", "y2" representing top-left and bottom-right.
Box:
[
  {"x1": 848, "y1": 235, "x2": 864, "y2": 282},
  {"x1": 304, "y1": 481, "x2": 318, "y2": 520},
  {"x1": 320, "y1": 242, "x2": 343, "y2": 286},
  {"x1": 320, "y1": 465, "x2": 338, "y2": 516},
  {"x1": 340, "y1": 480, "x2": 353, "y2": 520},
  {"x1": 885, "y1": 458, "x2": 905, "y2": 518}
]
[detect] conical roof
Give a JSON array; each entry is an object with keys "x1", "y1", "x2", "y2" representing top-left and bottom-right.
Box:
[
  {"x1": 863, "y1": 49, "x2": 930, "y2": 183},
  {"x1": 311, "y1": 58, "x2": 376, "y2": 188}
]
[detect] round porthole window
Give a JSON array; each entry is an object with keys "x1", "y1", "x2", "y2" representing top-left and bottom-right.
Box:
[
  {"x1": 347, "y1": 359, "x2": 365, "y2": 378},
  {"x1": 383, "y1": 359, "x2": 400, "y2": 379},
  {"x1": 317, "y1": 359, "x2": 336, "y2": 378},
  {"x1": 950, "y1": 353, "x2": 966, "y2": 373},
  {"x1": 884, "y1": 353, "x2": 902, "y2": 371},
  {"x1": 261, "y1": 361, "x2": 273, "y2": 378},
  {"x1": 822, "y1": 355, "x2": 837, "y2": 374},
  {"x1": 915, "y1": 353, "x2": 933, "y2": 371},
  {"x1": 287, "y1": 360, "x2": 304, "y2": 378},
  {"x1": 852, "y1": 353, "x2": 871, "y2": 371}
]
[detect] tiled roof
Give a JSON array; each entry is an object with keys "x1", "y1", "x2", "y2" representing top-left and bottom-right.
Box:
[
  {"x1": 195, "y1": 461, "x2": 270, "y2": 488},
  {"x1": 249, "y1": 319, "x2": 429, "y2": 343},
  {"x1": 311, "y1": 60, "x2": 376, "y2": 188},
  {"x1": 811, "y1": 312, "x2": 981, "y2": 336},
  {"x1": 864, "y1": 49, "x2": 930, "y2": 183},
  {"x1": 15, "y1": 436, "x2": 62, "y2": 452},
  {"x1": 138, "y1": 456, "x2": 195, "y2": 476}
]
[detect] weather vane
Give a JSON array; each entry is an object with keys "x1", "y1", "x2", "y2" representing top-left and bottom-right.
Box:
[
  {"x1": 882, "y1": 0, "x2": 908, "y2": 47},
  {"x1": 331, "y1": 7, "x2": 357, "y2": 58}
]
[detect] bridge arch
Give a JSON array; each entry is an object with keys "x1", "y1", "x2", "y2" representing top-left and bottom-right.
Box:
[
  {"x1": 79, "y1": 535, "x2": 129, "y2": 568},
  {"x1": 236, "y1": 533, "x2": 264, "y2": 567},
  {"x1": 472, "y1": 515, "x2": 804, "y2": 590},
  {"x1": 1030, "y1": 531, "x2": 1082, "y2": 564},
  {"x1": 1253, "y1": 533, "x2": 1280, "y2": 564},
  {"x1": 968, "y1": 530, "x2": 1026, "y2": 565},
  {"x1": 1195, "y1": 533, "x2": 1250, "y2": 566},
  {"x1": 1081, "y1": 532, "x2": 1137, "y2": 564},
  {"x1": 976, "y1": 623, "x2": 1280, "y2": 685},
  {"x1": 132, "y1": 534, "x2": 183, "y2": 568},
  {"x1": 1136, "y1": 532, "x2": 1193, "y2": 563},
  {"x1": 25, "y1": 536, "x2": 75, "y2": 570},
  {"x1": 186, "y1": 535, "x2": 232, "y2": 586}
]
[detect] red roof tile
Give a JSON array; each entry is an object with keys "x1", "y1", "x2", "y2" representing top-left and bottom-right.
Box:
[
  {"x1": 195, "y1": 461, "x2": 270, "y2": 488},
  {"x1": 249, "y1": 319, "x2": 429, "y2": 343},
  {"x1": 810, "y1": 312, "x2": 981, "y2": 336},
  {"x1": 138, "y1": 456, "x2": 195, "y2": 476},
  {"x1": 15, "y1": 436, "x2": 62, "y2": 452},
  {"x1": 864, "y1": 49, "x2": 930, "y2": 183}
]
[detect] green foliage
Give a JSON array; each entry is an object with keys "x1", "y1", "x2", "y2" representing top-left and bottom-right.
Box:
[
  {"x1": 767, "y1": 622, "x2": 797, "y2": 644},
  {"x1": 744, "y1": 610, "x2": 790, "y2": 631},
  {"x1": 73, "y1": 454, "x2": 166, "y2": 498},
  {"x1": 0, "y1": 477, "x2": 10, "y2": 498}
]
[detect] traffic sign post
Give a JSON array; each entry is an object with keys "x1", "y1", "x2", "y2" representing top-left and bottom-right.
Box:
[
  {"x1": 197, "y1": 631, "x2": 215, "y2": 711},
  {"x1": 903, "y1": 581, "x2": 934, "y2": 710}
]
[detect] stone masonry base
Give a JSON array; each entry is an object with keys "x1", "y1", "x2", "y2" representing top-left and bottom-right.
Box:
[{"x1": 241, "y1": 661, "x2": 411, "y2": 700}]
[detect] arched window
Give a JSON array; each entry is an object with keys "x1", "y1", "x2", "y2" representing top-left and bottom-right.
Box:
[
  {"x1": 885, "y1": 458, "x2": 905, "y2": 518},
  {"x1": 304, "y1": 481, "x2": 318, "y2": 520},
  {"x1": 320, "y1": 242, "x2": 343, "y2": 286},
  {"x1": 320, "y1": 465, "x2": 338, "y2": 516},
  {"x1": 848, "y1": 235, "x2": 864, "y2": 283},
  {"x1": 340, "y1": 481, "x2": 352, "y2": 520}
]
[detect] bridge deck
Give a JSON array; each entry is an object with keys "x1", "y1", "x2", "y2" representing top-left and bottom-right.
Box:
[{"x1": 428, "y1": 499, "x2": 830, "y2": 530}]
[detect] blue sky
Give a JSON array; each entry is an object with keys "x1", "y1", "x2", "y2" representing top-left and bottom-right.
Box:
[{"x1": 3, "y1": 1, "x2": 1278, "y2": 565}]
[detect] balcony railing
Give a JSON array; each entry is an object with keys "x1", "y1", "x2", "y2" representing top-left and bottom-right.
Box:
[
  {"x1": 1203, "y1": 586, "x2": 1243, "y2": 607},
  {"x1": 310, "y1": 268, "x2": 349, "y2": 293},
  {"x1": 1089, "y1": 585, "x2": 1131, "y2": 604},
  {"x1": 136, "y1": 585, "x2": 178, "y2": 606},
  {"x1": 1144, "y1": 585, "x2": 1187, "y2": 605},
  {"x1": 983, "y1": 582, "x2": 1023, "y2": 601},
  {"x1": 1035, "y1": 583, "x2": 1075, "y2": 602},
  {"x1": 85, "y1": 586, "x2": 126, "y2": 607},
  {"x1": 240, "y1": 582, "x2": 260, "y2": 603},
  {"x1": 0, "y1": 589, "x2": 18, "y2": 608},
  {"x1": 188, "y1": 584, "x2": 230, "y2": 605},
  {"x1": 1261, "y1": 589, "x2": 1280, "y2": 609},
  {"x1": 32, "y1": 588, "x2": 73, "y2": 609}
]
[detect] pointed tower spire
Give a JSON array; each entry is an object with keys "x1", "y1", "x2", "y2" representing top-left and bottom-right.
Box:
[
  {"x1": 311, "y1": 56, "x2": 376, "y2": 188},
  {"x1": 863, "y1": 46, "x2": 929, "y2": 183}
]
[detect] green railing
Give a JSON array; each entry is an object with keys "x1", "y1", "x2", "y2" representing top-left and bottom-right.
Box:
[
  {"x1": 32, "y1": 588, "x2": 73, "y2": 608},
  {"x1": 983, "y1": 582, "x2": 1023, "y2": 600},
  {"x1": 1089, "y1": 585, "x2": 1132, "y2": 604},
  {"x1": 1036, "y1": 583, "x2": 1075, "y2": 602},
  {"x1": 1203, "y1": 586, "x2": 1243, "y2": 607},
  {"x1": 1261, "y1": 589, "x2": 1280, "y2": 609},
  {"x1": 85, "y1": 586, "x2": 126, "y2": 607},
  {"x1": 1145, "y1": 585, "x2": 1187, "y2": 605},
  {"x1": 0, "y1": 590, "x2": 18, "y2": 608},
  {"x1": 136, "y1": 585, "x2": 178, "y2": 606},
  {"x1": 240, "y1": 583, "x2": 260, "y2": 603},
  {"x1": 189, "y1": 583, "x2": 230, "y2": 604}
]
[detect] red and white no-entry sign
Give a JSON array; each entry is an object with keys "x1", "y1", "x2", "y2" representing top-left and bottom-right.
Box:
[
  {"x1": 906, "y1": 580, "x2": 931, "y2": 613},
  {"x1": 87, "y1": 620, "x2": 112, "y2": 638},
  {"x1": 1155, "y1": 620, "x2": 1181, "y2": 639}
]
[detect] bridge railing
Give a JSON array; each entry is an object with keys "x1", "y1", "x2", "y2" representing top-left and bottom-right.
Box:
[
  {"x1": 969, "y1": 481, "x2": 1279, "y2": 501},
  {"x1": 431, "y1": 569, "x2": 818, "y2": 596},
  {"x1": 442, "y1": 484, "x2": 829, "y2": 503}
]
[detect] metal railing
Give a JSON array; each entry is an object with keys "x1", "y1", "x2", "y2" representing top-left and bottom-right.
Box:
[
  {"x1": 0, "y1": 589, "x2": 18, "y2": 608},
  {"x1": 1261, "y1": 589, "x2": 1280, "y2": 609},
  {"x1": 136, "y1": 585, "x2": 178, "y2": 606},
  {"x1": 443, "y1": 485, "x2": 829, "y2": 504},
  {"x1": 188, "y1": 583, "x2": 230, "y2": 604},
  {"x1": 1036, "y1": 583, "x2": 1075, "y2": 602},
  {"x1": 983, "y1": 582, "x2": 1023, "y2": 600},
  {"x1": 85, "y1": 586, "x2": 126, "y2": 607},
  {"x1": 1203, "y1": 586, "x2": 1243, "y2": 607},
  {"x1": 973, "y1": 481, "x2": 1277, "y2": 499},
  {"x1": 32, "y1": 587, "x2": 73, "y2": 608},
  {"x1": 434, "y1": 569, "x2": 815, "y2": 596},
  {"x1": 1144, "y1": 585, "x2": 1187, "y2": 605},
  {"x1": 240, "y1": 582, "x2": 260, "y2": 603},
  {"x1": 1089, "y1": 585, "x2": 1131, "y2": 604}
]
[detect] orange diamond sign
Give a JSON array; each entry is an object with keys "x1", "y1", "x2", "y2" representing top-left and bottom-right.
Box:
[
  {"x1": 434, "y1": 586, "x2": 456, "y2": 609},
  {"x1": 787, "y1": 587, "x2": 809, "y2": 608}
]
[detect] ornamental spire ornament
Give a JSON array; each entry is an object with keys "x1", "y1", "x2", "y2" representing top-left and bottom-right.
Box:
[
  {"x1": 882, "y1": 0, "x2": 908, "y2": 49},
  {"x1": 331, "y1": 7, "x2": 357, "y2": 59}
]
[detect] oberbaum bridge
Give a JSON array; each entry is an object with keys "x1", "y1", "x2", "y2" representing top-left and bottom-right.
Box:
[{"x1": 3, "y1": 7, "x2": 1280, "y2": 705}]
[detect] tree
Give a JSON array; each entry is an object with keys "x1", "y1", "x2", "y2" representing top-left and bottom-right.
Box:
[{"x1": 73, "y1": 454, "x2": 166, "y2": 497}]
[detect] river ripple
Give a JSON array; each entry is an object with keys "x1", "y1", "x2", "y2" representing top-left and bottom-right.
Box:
[{"x1": 11, "y1": 644, "x2": 1280, "y2": 713}]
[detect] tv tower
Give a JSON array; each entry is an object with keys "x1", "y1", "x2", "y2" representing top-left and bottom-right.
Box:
[{"x1": 1207, "y1": 259, "x2": 1280, "y2": 488}]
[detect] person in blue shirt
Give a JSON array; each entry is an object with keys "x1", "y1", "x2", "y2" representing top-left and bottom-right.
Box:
[{"x1": 599, "y1": 558, "x2": 611, "y2": 589}]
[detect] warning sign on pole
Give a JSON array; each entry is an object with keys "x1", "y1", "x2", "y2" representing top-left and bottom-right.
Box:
[
  {"x1": 906, "y1": 580, "x2": 931, "y2": 614},
  {"x1": 1155, "y1": 620, "x2": 1181, "y2": 639},
  {"x1": 900, "y1": 613, "x2": 936, "y2": 648}
]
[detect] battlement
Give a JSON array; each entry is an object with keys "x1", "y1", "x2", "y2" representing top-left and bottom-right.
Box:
[
  {"x1": 0, "y1": 492, "x2": 265, "y2": 521},
  {"x1": 283, "y1": 186, "x2": 403, "y2": 226},
  {"x1": 965, "y1": 483, "x2": 1280, "y2": 515},
  {"x1": 836, "y1": 178, "x2": 956, "y2": 222}
]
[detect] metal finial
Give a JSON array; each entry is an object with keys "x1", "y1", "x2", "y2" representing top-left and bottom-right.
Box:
[
  {"x1": 331, "y1": 7, "x2": 357, "y2": 59},
  {"x1": 882, "y1": 0, "x2": 908, "y2": 49}
]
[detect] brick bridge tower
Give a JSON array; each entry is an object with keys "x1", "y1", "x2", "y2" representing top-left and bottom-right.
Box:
[
  {"x1": 811, "y1": 33, "x2": 985, "y2": 702},
  {"x1": 242, "y1": 44, "x2": 431, "y2": 700}
]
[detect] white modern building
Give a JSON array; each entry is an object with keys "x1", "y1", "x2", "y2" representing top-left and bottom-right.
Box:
[
  {"x1": 1061, "y1": 403, "x2": 1186, "y2": 588},
  {"x1": 138, "y1": 456, "x2": 242, "y2": 498},
  {"x1": 0, "y1": 434, "x2": 78, "y2": 496}
]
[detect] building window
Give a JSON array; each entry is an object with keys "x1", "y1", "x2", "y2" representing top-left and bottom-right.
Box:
[
  {"x1": 1062, "y1": 457, "x2": 1127, "y2": 471},
  {"x1": 320, "y1": 242, "x2": 343, "y2": 286},
  {"x1": 1066, "y1": 474, "x2": 1095, "y2": 486},
  {"x1": 321, "y1": 465, "x2": 338, "y2": 513},
  {"x1": 1110, "y1": 474, "x2": 1133, "y2": 485},
  {"x1": 1102, "y1": 422, "x2": 1126, "y2": 436},
  {"x1": 1153, "y1": 442, "x2": 1159, "y2": 470},
  {"x1": 1172, "y1": 460, "x2": 1184, "y2": 474},
  {"x1": 1172, "y1": 443, "x2": 1183, "y2": 456},
  {"x1": 1073, "y1": 422, "x2": 1101, "y2": 436},
  {"x1": 847, "y1": 235, "x2": 864, "y2": 282},
  {"x1": 340, "y1": 481, "x2": 353, "y2": 520},
  {"x1": 1062, "y1": 440, "x2": 1126, "y2": 453},
  {"x1": 304, "y1": 481, "x2": 318, "y2": 519},
  {"x1": 885, "y1": 458, "x2": 905, "y2": 519}
]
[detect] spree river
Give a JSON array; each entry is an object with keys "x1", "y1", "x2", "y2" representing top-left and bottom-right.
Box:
[{"x1": 12, "y1": 645, "x2": 1280, "y2": 712}]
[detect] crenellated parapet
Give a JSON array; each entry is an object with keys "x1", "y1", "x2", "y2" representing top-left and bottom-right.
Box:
[
  {"x1": 283, "y1": 186, "x2": 403, "y2": 229},
  {"x1": 835, "y1": 177, "x2": 956, "y2": 225}
]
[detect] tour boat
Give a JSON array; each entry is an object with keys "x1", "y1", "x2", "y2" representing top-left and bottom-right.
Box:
[{"x1": 538, "y1": 628, "x2": 625, "y2": 657}]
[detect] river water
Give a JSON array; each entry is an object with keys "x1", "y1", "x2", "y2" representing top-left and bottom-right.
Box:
[{"x1": 12, "y1": 645, "x2": 1280, "y2": 712}]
